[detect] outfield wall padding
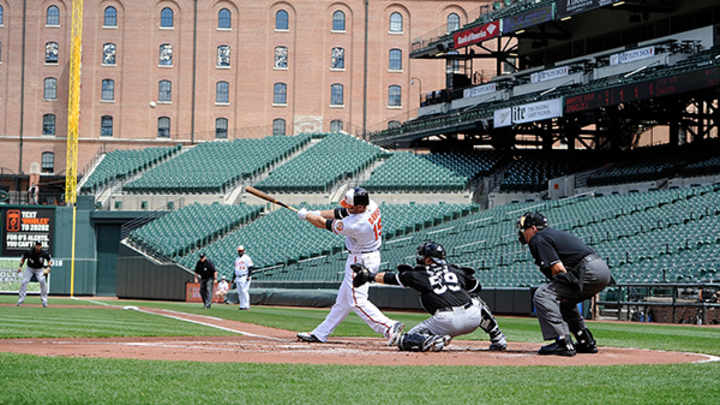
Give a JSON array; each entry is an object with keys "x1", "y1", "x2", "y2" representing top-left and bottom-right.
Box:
[{"x1": 116, "y1": 245, "x2": 193, "y2": 300}]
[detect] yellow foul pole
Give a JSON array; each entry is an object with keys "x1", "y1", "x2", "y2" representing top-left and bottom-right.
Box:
[{"x1": 64, "y1": 0, "x2": 83, "y2": 297}]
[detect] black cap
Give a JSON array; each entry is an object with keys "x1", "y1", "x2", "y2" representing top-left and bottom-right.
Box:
[
  {"x1": 199, "y1": 252, "x2": 206, "y2": 258},
  {"x1": 35, "y1": 241, "x2": 43, "y2": 246},
  {"x1": 341, "y1": 187, "x2": 370, "y2": 208}
]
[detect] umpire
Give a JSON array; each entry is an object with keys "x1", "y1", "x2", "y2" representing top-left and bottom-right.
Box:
[
  {"x1": 194, "y1": 253, "x2": 217, "y2": 309},
  {"x1": 517, "y1": 212, "x2": 612, "y2": 356}
]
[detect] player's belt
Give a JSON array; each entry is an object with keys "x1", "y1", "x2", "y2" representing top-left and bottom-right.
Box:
[
  {"x1": 434, "y1": 302, "x2": 473, "y2": 314},
  {"x1": 347, "y1": 250, "x2": 377, "y2": 255}
]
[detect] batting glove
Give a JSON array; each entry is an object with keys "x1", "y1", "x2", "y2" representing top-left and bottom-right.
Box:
[{"x1": 297, "y1": 208, "x2": 309, "y2": 220}]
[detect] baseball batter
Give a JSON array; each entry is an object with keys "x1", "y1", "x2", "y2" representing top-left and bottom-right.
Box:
[
  {"x1": 17, "y1": 241, "x2": 52, "y2": 308},
  {"x1": 353, "y1": 241, "x2": 507, "y2": 352},
  {"x1": 233, "y1": 245, "x2": 254, "y2": 310},
  {"x1": 296, "y1": 187, "x2": 404, "y2": 344}
]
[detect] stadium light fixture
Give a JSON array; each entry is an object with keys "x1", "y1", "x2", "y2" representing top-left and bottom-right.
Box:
[
  {"x1": 515, "y1": 29, "x2": 526, "y2": 35},
  {"x1": 613, "y1": 1, "x2": 626, "y2": 6},
  {"x1": 560, "y1": 16, "x2": 572, "y2": 22},
  {"x1": 539, "y1": 86, "x2": 558, "y2": 96}
]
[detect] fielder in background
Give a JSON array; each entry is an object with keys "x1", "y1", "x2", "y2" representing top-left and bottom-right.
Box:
[
  {"x1": 16, "y1": 241, "x2": 52, "y2": 308},
  {"x1": 517, "y1": 212, "x2": 613, "y2": 357},
  {"x1": 353, "y1": 241, "x2": 507, "y2": 352},
  {"x1": 194, "y1": 253, "x2": 217, "y2": 309},
  {"x1": 215, "y1": 276, "x2": 230, "y2": 303},
  {"x1": 296, "y1": 187, "x2": 404, "y2": 344},
  {"x1": 233, "y1": 245, "x2": 254, "y2": 310}
]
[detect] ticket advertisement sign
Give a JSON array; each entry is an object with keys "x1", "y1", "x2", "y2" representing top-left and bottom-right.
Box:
[
  {"x1": 531, "y1": 66, "x2": 570, "y2": 84},
  {"x1": 453, "y1": 21, "x2": 501, "y2": 48},
  {"x1": 610, "y1": 46, "x2": 655, "y2": 65},
  {"x1": 2, "y1": 208, "x2": 54, "y2": 256},
  {"x1": 463, "y1": 83, "x2": 497, "y2": 98}
]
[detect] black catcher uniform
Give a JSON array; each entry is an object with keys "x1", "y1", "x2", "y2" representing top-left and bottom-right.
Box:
[{"x1": 353, "y1": 241, "x2": 506, "y2": 352}]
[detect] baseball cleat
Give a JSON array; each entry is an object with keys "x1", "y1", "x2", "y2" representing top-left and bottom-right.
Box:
[
  {"x1": 386, "y1": 322, "x2": 405, "y2": 346},
  {"x1": 423, "y1": 335, "x2": 452, "y2": 352},
  {"x1": 42, "y1": 303, "x2": 48, "y2": 308},
  {"x1": 489, "y1": 333, "x2": 507, "y2": 351},
  {"x1": 297, "y1": 332, "x2": 323, "y2": 343},
  {"x1": 538, "y1": 337, "x2": 576, "y2": 357}
]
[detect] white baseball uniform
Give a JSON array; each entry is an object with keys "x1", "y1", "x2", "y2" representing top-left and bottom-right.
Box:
[
  {"x1": 234, "y1": 254, "x2": 254, "y2": 309},
  {"x1": 309, "y1": 201, "x2": 398, "y2": 342}
]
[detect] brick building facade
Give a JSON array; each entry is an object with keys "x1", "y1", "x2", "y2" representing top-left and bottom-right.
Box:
[{"x1": 0, "y1": 0, "x2": 488, "y2": 177}]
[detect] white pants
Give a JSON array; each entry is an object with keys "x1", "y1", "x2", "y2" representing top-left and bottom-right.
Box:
[
  {"x1": 236, "y1": 275, "x2": 251, "y2": 309},
  {"x1": 311, "y1": 252, "x2": 396, "y2": 342},
  {"x1": 17, "y1": 267, "x2": 48, "y2": 306}
]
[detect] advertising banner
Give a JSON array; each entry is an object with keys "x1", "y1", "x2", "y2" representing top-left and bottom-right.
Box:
[
  {"x1": 2, "y1": 208, "x2": 54, "y2": 256},
  {"x1": 531, "y1": 66, "x2": 570, "y2": 84},
  {"x1": 463, "y1": 83, "x2": 497, "y2": 98},
  {"x1": 185, "y1": 282, "x2": 224, "y2": 303},
  {"x1": 557, "y1": 0, "x2": 620, "y2": 19},
  {"x1": 453, "y1": 21, "x2": 501, "y2": 48},
  {"x1": 512, "y1": 98, "x2": 564, "y2": 124},
  {"x1": 493, "y1": 108, "x2": 512, "y2": 128},
  {"x1": 501, "y1": 5, "x2": 554, "y2": 34},
  {"x1": 610, "y1": 46, "x2": 655, "y2": 65}
]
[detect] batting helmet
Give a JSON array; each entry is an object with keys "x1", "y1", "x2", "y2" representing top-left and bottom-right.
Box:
[
  {"x1": 416, "y1": 241, "x2": 447, "y2": 265},
  {"x1": 340, "y1": 187, "x2": 370, "y2": 208}
]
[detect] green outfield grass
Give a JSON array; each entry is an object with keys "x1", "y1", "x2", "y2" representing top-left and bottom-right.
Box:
[{"x1": 1, "y1": 296, "x2": 719, "y2": 404}]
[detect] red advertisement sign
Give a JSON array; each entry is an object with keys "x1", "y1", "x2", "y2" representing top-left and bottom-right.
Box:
[
  {"x1": 453, "y1": 21, "x2": 500, "y2": 48},
  {"x1": 185, "y1": 282, "x2": 224, "y2": 303}
]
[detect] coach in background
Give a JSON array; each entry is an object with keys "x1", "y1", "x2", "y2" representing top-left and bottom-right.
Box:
[
  {"x1": 194, "y1": 253, "x2": 217, "y2": 309},
  {"x1": 517, "y1": 212, "x2": 612, "y2": 356},
  {"x1": 233, "y1": 245, "x2": 254, "y2": 310},
  {"x1": 17, "y1": 241, "x2": 52, "y2": 308}
]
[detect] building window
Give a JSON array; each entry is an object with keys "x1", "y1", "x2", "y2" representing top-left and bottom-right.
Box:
[
  {"x1": 101, "y1": 79, "x2": 115, "y2": 101},
  {"x1": 447, "y1": 58, "x2": 460, "y2": 74},
  {"x1": 216, "y1": 81, "x2": 229, "y2": 104},
  {"x1": 330, "y1": 120, "x2": 343, "y2": 133},
  {"x1": 101, "y1": 115, "x2": 113, "y2": 137},
  {"x1": 389, "y1": 12, "x2": 403, "y2": 33},
  {"x1": 159, "y1": 44, "x2": 173, "y2": 66},
  {"x1": 42, "y1": 114, "x2": 56, "y2": 135},
  {"x1": 0, "y1": 41, "x2": 2, "y2": 62},
  {"x1": 160, "y1": 7, "x2": 173, "y2": 28},
  {"x1": 104, "y1": 6, "x2": 117, "y2": 27},
  {"x1": 0, "y1": 5, "x2": 4, "y2": 26},
  {"x1": 275, "y1": 10, "x2": 289, "y2": 30},
  {"x1": 388, "y1": 85, "x2": 401, "y2": 107},
  {"x1": 158, "y1": 80, "x2": 171, "y2": 102},
  {"x1": 215, "y1": 118, "x2": 228, "y2": 138},
  {"x1": 158, "y1": 117, "x2": 170, "y2": 138},
  {"x1": 45, "y1": 42, "x2": 59, "y2": 64},
  {"x1": 46, "y1": 6, "x2": 60, "y2": 26},
  {"x1": 389, "y1": 48, "x2": 402, "y2": 71},
  {"x1": 330, "y1": 83, "x2": 343, "y2": 106},
  {"x1": 273, "y1": 83, "x2": 287, "y2": 105},
  {"x1": 274, "y1": 46, "x2": 288, "y2": 69},
  {"x1": 217, "y1": 45, "x2": 230, "y2": 67},
  {"x1": 331, "y1": 47, "x2": 344, "y2": 69},
  {"x1": 41, "y1": 152, "x2": 55, "y2": 174},
  {"x1": 447, "y1": 13, "x2": 460, "y2": 33},
  {"x1": 272, "y1": 118, "x2": 286, "y2": 136},
  {"x1": 44, "y1": 78, "x2": 57, "y2": 100},
  {"x1": 102, "y1": 43, "x2": 116, "y2": 65},
  {"x1": 218, "y1": 8, "x2": 231, "y2": 29},
  {"x1": 332, "y1": 10, "x2": 345, "y2": 31},
  {"x1": 388, "y1": 120, "x2": 401, "y2": 129}
]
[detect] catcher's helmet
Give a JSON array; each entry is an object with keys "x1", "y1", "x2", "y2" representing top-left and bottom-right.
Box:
[
  {"x1": 516, "y1": 212, "x2": 548, "y2": 244},
  {"x1": 416, "y1": 241, "x2": 447, "y2": 265},
  {"x1": 340, "y1": 187, "x2": 370, "y2": 208}
]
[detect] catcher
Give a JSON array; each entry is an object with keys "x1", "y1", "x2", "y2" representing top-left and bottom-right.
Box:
[
  {"x1": 352, "y1": 241, "x2": 507, "y2": 352},
  {"x1": 16, "y1": 241, "x2": 52, "y2": 308}
]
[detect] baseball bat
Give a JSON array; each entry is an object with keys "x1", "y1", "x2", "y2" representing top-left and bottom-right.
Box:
[{"x1": 245, "y1": 186, "x2": 298, "y2": 212}]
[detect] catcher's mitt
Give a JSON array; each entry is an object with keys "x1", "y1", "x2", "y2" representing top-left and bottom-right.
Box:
[{"x1": 350, "y1": 263, "x2": 374, "y2": 288}]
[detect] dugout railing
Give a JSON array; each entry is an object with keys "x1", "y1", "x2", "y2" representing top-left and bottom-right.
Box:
[{"x1": 597, "y1": 282, "x2": 720, "y2": 325}]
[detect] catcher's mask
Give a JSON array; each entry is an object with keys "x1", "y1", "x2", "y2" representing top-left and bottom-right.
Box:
[
  {"x1": 516, "y1": 212, "x2": 548, "y2": 244},
  {"x1": 416, "y1": 241, "x2": 447, "y2": 265}
]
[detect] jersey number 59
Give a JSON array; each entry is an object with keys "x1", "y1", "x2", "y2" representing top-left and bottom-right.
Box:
[{"x1": 429, "y1": 270, "x2": 461, "y2": 295}]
